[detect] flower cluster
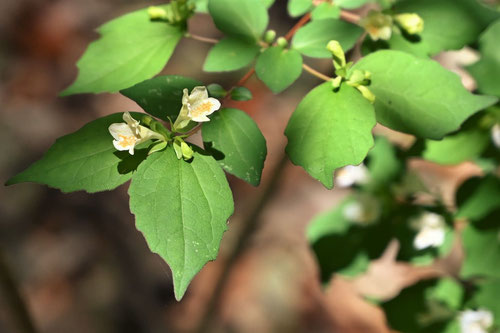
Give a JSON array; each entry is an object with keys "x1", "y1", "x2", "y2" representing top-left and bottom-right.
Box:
[
  {"x1": 410, "y1": 212, "x2": 446, "y2": 250},
  {"x1": 108, "y1": 86, "x2": 221, "y2": 157}
]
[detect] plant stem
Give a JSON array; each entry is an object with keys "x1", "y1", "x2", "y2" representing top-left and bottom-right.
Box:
[
  {"x1": 284, "y1": 13, "x2": 311, "y2": 40},
  {"x1": 302, "y1": 64, "x2": 332, "y2": 81},
  {"x1": 193, "y1": 154, "x2": 289, "y2": 333},
  {"x1": 187, "y1": 33, "x2": 219, "y2": 44},
  {"x1": 340, "y1": 10, "x2": 361, "y2": 24},
  {"x1": 0, "y1": 247, "x2": 38, "y2": 333}
]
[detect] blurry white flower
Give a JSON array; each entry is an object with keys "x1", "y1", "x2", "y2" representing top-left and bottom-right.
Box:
[
  {"x1": 459, "y1": 309, "x2": 493, "y2": 333},
  {"x1": 109, "y1": 112, "x2": 163, "y2": 155},
  {"x1": 343, "y1": 195, "x2": 380, "y2": 226},
  {"x1": 335, "y1": 164, "x2": 370, "y2": 188},
  {"x1": 491, "y1": 124, "x2": 500, "y2": 148},
  {"x1": 410, "y1": 212, "x2": 446, "y2": 250},
  {"x1": 361, "y1": 11, "x2": 393, "y2": 41}
]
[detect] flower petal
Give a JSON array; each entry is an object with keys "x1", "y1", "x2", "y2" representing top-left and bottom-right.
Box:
[
  {"x1": 188, "y1": 86, "x2": 209, "y2": 104},
  {"x1": 109, "y1": 123, "x2": 134, "y2": 140}
]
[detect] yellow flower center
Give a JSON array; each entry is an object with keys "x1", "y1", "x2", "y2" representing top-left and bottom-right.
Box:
[
  {"x1": 118, "y1": 134, "x2": 137, "y2": 148},
  {"x1": 190, "y1": 101, "x2": 214, "y2": 118}
]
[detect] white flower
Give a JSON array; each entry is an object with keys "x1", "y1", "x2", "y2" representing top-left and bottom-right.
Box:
[
  {"x1": 410, "y1": 212, "x2": 446, "y2": 250},
  {"x1": 335, "y1": 164, "x2": 370, "y2": 188},
  {"x1": 173, "y1": 86, "x2": 221, "y2": 131},
  {"x1": 361, "y1": 11, "x2": 393, "y2": 41},
  {"x1": 109, "y1": 112, "x2": 163, "y2": 155},
  {"x1": 491, "y1": 124, "x2": 500, "y2": 149},
  {"x1": 342, "y1": 195, "x2": 380, "y2": 225},
  {"x1": 183, "y1": 86, "x2": 221, "y2": 122},
  {"x1": 459, "y1": 309, "x2": 494, "y2": 333}
]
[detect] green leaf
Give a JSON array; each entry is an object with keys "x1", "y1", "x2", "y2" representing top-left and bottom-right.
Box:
[
  {"x1": 461, "y1": 224, "x2": 500, "y2": 279},
  {"x1": 307, "y1": 196, "x2": 389, "y2": 281},
  {"x1": 336, "y1": 0, "x2": 371, "y2": 9},
  {"x1": 7, "y1": 113, "x2": 148, "y2": 193},
  {"x1": 230, "y1": 87, "x2": 253, "y2": 101},
  {"x1": 468, "y1": 19, "x2": 500, "y2": 97},
  {"x1": 382, "y1": 278, "x2": 462, "y2": 333},
  {"x1": 423, "y1": 129, "x2": 490, "y2": 165},
  {"x1": 285, "y1": 83, "x2": 376, "y2": 189},
  {"x1": 203, "y1": 38, "x2": 260, "y2": 72},
  {"x1": 292, "y1": 19, "x2": 363, "y2": 58},
  {"x1": 121, "y1": 75, "x2": 202, "y2": 122},
  {"x1": 311, "y1": 3, "x2": 341, "y2": 20},
  {"x1": 470, "y1": 279, "x2": 500, "y2": 326},
  {"x1": 61, "y1": 7, "x2": 183, "y2": 95},
  {"x1": 202, "y1": 108, "x2": 267, "y2": 186},
  {"x1": 207, "y1": 83, "x2": 227, "y2": 98},
  {"x1": 192, "y1": 0, "x2": 275, "y2": 12},
  {"x1": 255, "y1": 46, "x2": 303, "y2": 93},
  {"x1": 456, "y1": 175, "x2": 500, "y2": 226},
  {"x1": 128, "y1": 147, "x2": 234, "y2": 300},
  {"x1": 394, "y1": 0, "x2": 500, "y2": 55},
  {"x1": 287, "y1": 0, "x2": 313, "y2": 17},
  {"x1": 208, "y1": 0, "x2": 268, "y2": 42},
  {"x1": 352, "y1": 50, "x2": 498, "y2": 139},
  {"x1": 366, "y1": 136, "x2": 402, "y2": 189}
]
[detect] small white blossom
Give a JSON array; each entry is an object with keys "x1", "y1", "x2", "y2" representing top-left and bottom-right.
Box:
[
  {"x1": 361, "y1": 11, "x2": 393, "y2": 41},
  {"x1": 335, "y1": 164, "x2": 370, "y2": 188},
  {"x1": 459, "y1": 309, "x2": 494, "y2": 333},
  {"x1": 491, "y1": 124, "x2": 500, "y2": 149},
  {"x1": 109, "y1": 112, "x2": 163, "y2": 155},
  {"x1": 410, "y1": 212, "x2": 446, "y2": 250},
  {"x1": 342, "y1": 195, "x2": 380, "y2": 226},
  {"x1": 183, "y1": 86, "x2": 221, "y2": 122}
]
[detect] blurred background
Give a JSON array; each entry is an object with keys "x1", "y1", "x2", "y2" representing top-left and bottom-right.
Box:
[{"x1": 0, "y1": 0, "x2": 483, "y2": 332}]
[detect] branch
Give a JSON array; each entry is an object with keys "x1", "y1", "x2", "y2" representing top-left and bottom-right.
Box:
[{"x1": 186, "y1": 33, "x2": 219, "y2": 44}]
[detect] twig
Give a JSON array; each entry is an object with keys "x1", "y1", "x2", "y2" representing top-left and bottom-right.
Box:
[
  {"x1": 0, "y1": 247, "x2": 38, "y2": 333},
  {"x1": 187, "y1": 33, "x2": 219, "y2": 44},
  {"x1": 284, "y1": 13, "x2": 311, "y2": 41},
  {"x1": 302, "y1": 64, "x2": 332, "y2": 81},
  {"x1": 340, "y1": 10, "x2": 361, "y2": 24}
]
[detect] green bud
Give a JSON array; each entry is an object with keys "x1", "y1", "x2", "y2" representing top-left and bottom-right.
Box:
[
  {"x1": 148, "y1": 141, "x2": 168, "y2": 155},
  {"x1": 326, "y1": 40, "x2": 346, "y2": 70},
  {"x1": 207, "y1": 83, "x2": 227, "y2": 99},
  {"x1": 331, "y1": 76, "x2": 343, "y2": 90},
  {"x1": 276, "y1": 37, "x2": 288, "y2": 48},
  {"x1": 141, "y1": 115, "x2": 153, "y2": 126},
  {"x1": 264, "y1": 30, "x2": 277, "y2": 44},
  {"x1": 181, "y1": 141, "x2": 194, "y2": 160},
  {"x1": 356, "y1": 85, "x2": 376, "y2": 104},
  {"x1": 394, "y1": 13, "x2": 424, "y2": 35},
  {"x1": 173, "y1": 140, "x2": 183, "y2": 159},
  {"x1": 148, "y1": 6, "x2": 168, "y2": 20},
  {"x1": 348, "y1": 70, "x2": 365, "y2": 86}
]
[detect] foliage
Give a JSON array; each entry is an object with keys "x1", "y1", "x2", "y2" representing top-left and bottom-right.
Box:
[{"x1": 7, "y1": 5, "x2": 500, "y2": 331}]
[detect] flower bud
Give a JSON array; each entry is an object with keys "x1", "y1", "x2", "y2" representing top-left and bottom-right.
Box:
[
  {"x1": 181, "y1": 141, "x2": 194, "y2": 160},
  {"x1": 276, "y1": 37, "x2": 288, "y2": 48},
  {"x1": 326, "y1": 40, "x2": 346, "y2": 69},
  {"x1": 355, "y1": 85, "x2": 376, "y2": 104},
  {"x1": 148, "y1": 6, "x2": 168, "y2": 20},
  {"x1": 395, "y1": 13, "x2": 424, "y2": 35},
  {"x1": 264, "y1": 30, "x2": 277, "y2": 44}
]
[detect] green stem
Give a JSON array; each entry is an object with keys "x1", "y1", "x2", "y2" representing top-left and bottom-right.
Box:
[{"x1": 0, "y1": 246, "x2": 38, "y2": 333}]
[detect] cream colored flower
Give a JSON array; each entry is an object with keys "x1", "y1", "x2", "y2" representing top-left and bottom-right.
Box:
[
  {"x1": 335, "y1": 164, "x2": 370, "y2": 188},
  {"x1": 109, "y1": 112, "x2": 163, "y2": 155},
  {"x1": 410, "y1": 212, "x2": 446, "y2": 250},
  {"x1": 459, "y1": 309, "x2": 493, "y2": 333},
  {"x1": 173, "y1": 86, "x2": 221, "y2": 131},
  {"x1": 491, "y1": 124, "x2": 500, "y2": 148},
  {"x1": 342, "y1": 195, "x2": 380, "y2": 226},
  {"x1": 361, "y1": 11, "x2": 393, "y2": 41}
]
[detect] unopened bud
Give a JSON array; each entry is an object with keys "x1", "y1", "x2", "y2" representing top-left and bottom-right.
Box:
[
  {"x1": 356, "y1": 85, "x2": 376, "y2": 104},
  {"x1": 276, "y1": 37, "x2": 288, "y2": 48},
  {"x1": 180, "y1": 141, "x2": 194, "y2": 160},
  {"x1": 395, "y1": 13, "x2": 424, "y2": 35},
  {"x1": 264, "y1": 30, "x2": 277, "y2": 44},
  {"x1": 326, "y1": 40, "x2": 346, "y2": 70},
  {"x1": 148, "y1": 6, "x2": 168, "y2": 20},
  {"x1": 331, "y1": 76, "x2": 343, "y2": 90}
]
